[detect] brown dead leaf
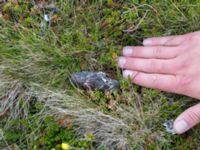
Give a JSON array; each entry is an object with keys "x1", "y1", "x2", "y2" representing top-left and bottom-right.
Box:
[
  {"x1": 2, "y1": 14, "x2": 10, "y2": 20},
  {"x1": 51, "y1": 14, "x2": 61, "y2": 22},
  {"x1": 58, "y1": 116, "x2": 73, "y2": 128},
  {"x1": 100, "y1": 20, "x2": 109, "y2": 29},
  {"x1": 107, "y1": 100, "x2": 117, "y2": 111}
]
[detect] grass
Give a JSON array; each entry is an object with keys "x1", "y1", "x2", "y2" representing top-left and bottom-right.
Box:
[{"x1": 1, "y1": 0, "x2": 200, "y2": 149}]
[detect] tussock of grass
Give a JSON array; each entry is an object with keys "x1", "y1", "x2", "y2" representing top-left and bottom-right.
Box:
[{"x1": 0, "y1": 66, "x2": 157, "y2": 149}]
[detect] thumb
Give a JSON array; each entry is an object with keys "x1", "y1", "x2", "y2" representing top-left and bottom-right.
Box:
[{"x1": 173, "y1": 103, "x2": 200, "y2": 134}]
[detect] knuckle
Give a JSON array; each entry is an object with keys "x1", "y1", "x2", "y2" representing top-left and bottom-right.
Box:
[
  {"x1": 157, "y1": 63, "x2": 165, "y2": 72},
  {"x1": 132, "y1": 72, "x2": 140, "y2": 83},
  {"x1": 188, "y1": 32, "x2": 200, "y2": 41},
  {"x1": 179, "y1": 75, "x2": 192, "y2": 85},
  {"x1": 149, "y1": 60, "x2": 165, "y2": 73},
  {"x1": 175, "y1": 58, "x2": 190, "y2": 71},
  {"x1": 151, "y1": 74, "x2": 159, "y2": 87},
  {"x1": 174, "y1": 75, "x2": 192, "y2": 93},
  {"x1": 149, "y1": 59, "x2": 157, "y2": 72},
  {"x1": 153, "y1": 47, "x2": 162, "y2": 58},
  {"x1": 179, "y1": 45, "x2": 188, "y2": 52},
  {"x1": 185, "y1": 108, "x2": 200, "y2": 122}
]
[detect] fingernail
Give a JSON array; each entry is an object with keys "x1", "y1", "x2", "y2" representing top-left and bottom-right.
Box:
[
  {"x1": 143, "y1": 38, "x2": 152, "y2": 46},
  {"x1": 118, "y1": 57, "x2": 126, "y2": 68},
  {"x1": 123, "y1": 70, "x2": 133, "y2": 79},
  {"x1": 123, "y1": 47, "x2": 133, "y2": 55},
  {"x1": 174, "y1": 120, "x2": 189, "y2": 134}
]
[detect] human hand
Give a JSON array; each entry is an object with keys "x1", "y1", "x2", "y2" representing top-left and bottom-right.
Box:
[{"x1": 118, "y1": 31, "x2": 200, "y2": 134}]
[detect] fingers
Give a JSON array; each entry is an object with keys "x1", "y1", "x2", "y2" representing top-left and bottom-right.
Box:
[
  {"x1": 174, "y1": 103, "x2": 200, "y2": 134},
  {"x1": 143, "y1": 34, "x2": 188, "y2": 46},
  {"x1": 122, "y1": 70, "x2": 178, "y2": 92},
  {"x1": 118, "y1": 57, "x2": 178, "y2": 74},
  {"x1": 122, "y1": 46, "x2": 183, "y2": 59}
]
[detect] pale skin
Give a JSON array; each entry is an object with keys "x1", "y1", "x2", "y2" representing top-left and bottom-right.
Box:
[{"x1": 118, "y1": 31, "x2": 200, "y2": 134}]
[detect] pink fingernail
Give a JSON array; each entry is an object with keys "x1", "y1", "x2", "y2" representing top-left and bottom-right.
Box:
[
  {"x1": 143, "y1": 38, "x2": 152, "y2": 46},
  {"x1": 123, "y1": 47, "x2": 133, "y2": 55},
  {"x1": 118, "y1": 57, "x2": 126, "y2": 68},
  {"x1": 174, "y1": 120, "x2": 189, "y2": 134},
  {"x1": 123, "y1": 70, "x2": 133, "y2": 79}
]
